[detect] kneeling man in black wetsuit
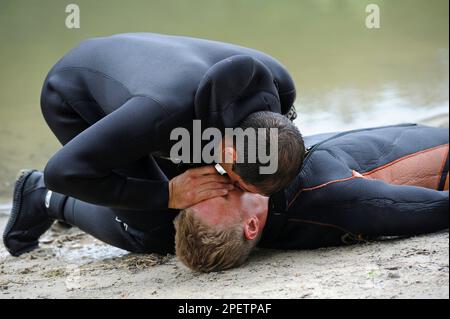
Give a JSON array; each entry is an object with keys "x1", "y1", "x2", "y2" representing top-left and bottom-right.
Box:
[{"x1": 3, "y1": 33, "x2": 305, "y2": 257}]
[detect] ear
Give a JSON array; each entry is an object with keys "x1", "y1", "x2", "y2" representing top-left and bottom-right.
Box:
[{"x1": 243, "y1": 216, "x2": 260, "y2": 240}]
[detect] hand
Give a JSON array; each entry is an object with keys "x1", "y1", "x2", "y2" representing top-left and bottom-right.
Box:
[{"x1": 168, "y1": 166, "x2": 234, "y2": 209}]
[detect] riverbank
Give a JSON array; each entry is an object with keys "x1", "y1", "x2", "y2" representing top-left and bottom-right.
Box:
[
  {"x1": 1, "y1": 211, "x2": 448, "y2": 298},
  {"x1": 0, "y1": 115, "x2": 448, "y2": 299}
]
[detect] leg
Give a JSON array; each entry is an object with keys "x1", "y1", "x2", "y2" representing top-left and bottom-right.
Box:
[
  {"x1": 41, "y1": 80, "x2": 170, "y2": 181},
  {"x1": 39, "y1": 81, "x2": 177, "y2": 254},
  {"x1": 40, "y1": 80, "x2": 91, "y2": 146},
  {"x1": 3, "y1": 170, "x2": 177, "y2": 256},
  {"x1": 48, "y1": 191, "x2": 177, "y2": 254}
]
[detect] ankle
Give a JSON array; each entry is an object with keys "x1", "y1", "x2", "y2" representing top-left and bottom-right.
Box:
[{"x1": 45, "y1": 191, "x2": 68, "y2": 221}]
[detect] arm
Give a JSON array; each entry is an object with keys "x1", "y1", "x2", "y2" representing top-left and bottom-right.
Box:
[
  {"x1": 44, "y1": 96, "x2": 233, "y2": 211},
  {"x1": 318, "y1": 177, "x2": 449, "y2": 238}
]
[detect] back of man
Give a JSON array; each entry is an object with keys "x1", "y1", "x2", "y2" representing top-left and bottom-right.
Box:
[{"x1": 44, "y1": 32, "x2": 296, "y2": 127}]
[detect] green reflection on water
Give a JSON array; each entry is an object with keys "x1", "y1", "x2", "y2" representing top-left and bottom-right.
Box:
[{"x1": 0, "y1": 0, "x2": 448, "y2": 200}]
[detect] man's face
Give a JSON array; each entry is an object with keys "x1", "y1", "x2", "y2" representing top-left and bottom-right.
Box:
[
  {"x1": 189, "y1": 189, "x2": 265, "y2": 227},
  {"x1": 215, "y1": 139, "x2": 262, "y2": 194},
  {"x1": 225, "y1": 168, "x2": 263, "y2": 194},
  {"x1": 217, "y1": 138, "x2": 265, "y2": 194}
]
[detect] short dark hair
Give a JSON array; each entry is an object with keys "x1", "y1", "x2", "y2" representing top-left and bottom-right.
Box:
[{"x1": 232, "y1": 111, "x2": 305, "y2": 194}]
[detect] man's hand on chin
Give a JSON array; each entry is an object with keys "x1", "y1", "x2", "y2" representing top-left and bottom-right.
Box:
[{"x1": 168, "y1": 166, "x2": 234, "y2": 209}]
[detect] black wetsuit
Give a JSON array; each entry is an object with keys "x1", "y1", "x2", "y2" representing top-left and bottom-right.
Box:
[
  {"x1": 260, "y1": 124, "x2": 449, "y2": 249},
  {"x1": 45, "y1": 124, "x2": 449, "y2": 254},
  {"x1": 41, "y1": 32, "x2": 296, "y2": 212}
]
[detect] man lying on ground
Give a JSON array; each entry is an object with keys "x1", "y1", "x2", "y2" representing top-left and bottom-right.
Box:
[{"x1": 174, "y1": 124, "x2": 449, "y2": 272}]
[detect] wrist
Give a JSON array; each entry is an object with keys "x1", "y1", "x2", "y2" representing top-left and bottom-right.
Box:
[{"x1": 168, "y1": 179, "x2": 174, "y2": 208}]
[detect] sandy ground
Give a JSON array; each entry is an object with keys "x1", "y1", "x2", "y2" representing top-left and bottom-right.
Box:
[
  {"x1": 0, "y1": 115, "x2": 448, "y2": 299},
  {"x1": 0, "y1": 214, "x2": 448, "y2": 299}
]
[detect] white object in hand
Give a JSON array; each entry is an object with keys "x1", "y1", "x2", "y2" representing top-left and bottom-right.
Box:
[{"x1": 214, "y1": 163, "x2": 227, "y2": 176}]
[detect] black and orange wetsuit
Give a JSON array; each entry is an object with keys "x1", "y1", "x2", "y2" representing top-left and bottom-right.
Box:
[{"x1": 259, "y1": 123, "x2": 449, "y2": 249}]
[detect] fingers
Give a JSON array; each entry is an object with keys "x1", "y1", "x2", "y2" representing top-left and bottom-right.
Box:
[
  {"x1": 195, "y1": 182, "x2": 233, "y2": 202},
  {"x1": 188, "y1": 165, "x2": 218, "y2": 176},
  {"x1": 196, "y1": 174, "x2": 231, "y2": 185},
  {"x1": 169, "y1": 166, "x2": 234, "y2": 208},
  {"x1": 196, "y1": 188, "x2": 229, "y2": 202},
  {"x1": 200, "y1": 182, "x2": 234, "y2": 191},
  {"x1": 196, "y1": 181, "x2": 233, "y2": 194},
  {"x1": 169, "y1": 167, "x2": 232, "y2": 209}
]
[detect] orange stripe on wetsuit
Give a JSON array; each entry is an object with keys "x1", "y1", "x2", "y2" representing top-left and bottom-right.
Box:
[{"x1": 288, "y1": 143, "x2": 449, "y2": 208}]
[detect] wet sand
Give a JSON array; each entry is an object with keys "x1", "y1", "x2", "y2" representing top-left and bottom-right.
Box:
[
  {"x1": 1, "y1": 213, "x2": 448, "y2": 299},
  {"x1": 0, "y1": 115, "x2": 448, "y2": 299}
]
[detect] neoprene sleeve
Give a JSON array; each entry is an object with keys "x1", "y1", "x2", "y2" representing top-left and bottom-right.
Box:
[{"x1": 321, "y1": 178, "x2": 449, "y2": 237}]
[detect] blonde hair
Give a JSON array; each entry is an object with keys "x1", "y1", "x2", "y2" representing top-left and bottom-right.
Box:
[{"x1": 174, "y1": 208, "x2": 259, "y2": 272}]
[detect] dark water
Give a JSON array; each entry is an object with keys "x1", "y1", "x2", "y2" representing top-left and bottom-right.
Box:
[{"x1": 0, "y1": 0, "x2": 448, "y2": 201}]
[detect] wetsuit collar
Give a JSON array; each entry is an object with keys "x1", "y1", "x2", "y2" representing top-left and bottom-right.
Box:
[{"x1": 258, "y1": 190, "x2": 288, "y2": 247}]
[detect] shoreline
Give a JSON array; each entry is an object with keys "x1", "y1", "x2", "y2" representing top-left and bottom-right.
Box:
[
  {"x1": 1, "y1": 217, "x2": 448, "y2": 298},
  {"x1": 1, "y1": 115, "x2": 448, "y2": 299}
]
